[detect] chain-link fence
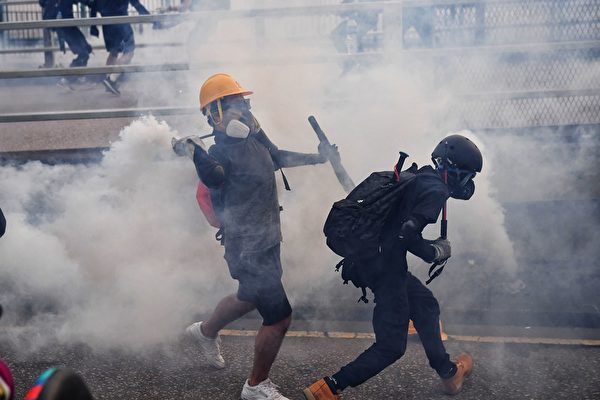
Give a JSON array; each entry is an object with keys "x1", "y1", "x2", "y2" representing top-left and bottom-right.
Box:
[{"x1": 403, "y1": 0, "x2": 600, "y2": 48}]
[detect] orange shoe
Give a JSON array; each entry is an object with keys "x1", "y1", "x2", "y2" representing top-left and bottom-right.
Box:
[
  {"x1": 408, "y1": 320, "x2": 417, "y2": 335},
  {"x1": 303, "y1": 378, "x2": 341, "y2": 400},
  {"x1": 441, "y1": 353, "x2": 473, "y2": 395}
]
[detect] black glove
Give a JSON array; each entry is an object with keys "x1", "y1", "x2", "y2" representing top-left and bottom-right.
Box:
[
  {"x1": 318, "y1": 142, "x2": 340, "y2": 163},
  {"x1": 430, "y1": 238, "x2": 451, "y2": 263}
]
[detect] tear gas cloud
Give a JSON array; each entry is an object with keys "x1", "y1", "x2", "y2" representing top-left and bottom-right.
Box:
[{"x1": 1, "y1": 0, "x2": 598, "y2": 351}]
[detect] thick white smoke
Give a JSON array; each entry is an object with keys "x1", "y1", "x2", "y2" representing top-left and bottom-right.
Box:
[
  {"x1": 0, "y1": 117, "x2": 233, "y2": 350},
  {"x1": 5, "y1": 0, "x2": 592, "y2": 352}
]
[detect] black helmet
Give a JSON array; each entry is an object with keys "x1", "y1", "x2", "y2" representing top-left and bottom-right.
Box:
[
  {"x1": 431, "y1": 135, "x2": 483, "y2": 200},
  {"x1": 431, "y1": 134, "x2": 483, "y2": 173}
]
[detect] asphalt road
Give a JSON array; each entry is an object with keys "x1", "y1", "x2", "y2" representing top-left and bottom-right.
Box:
[{"x1": 1, "y1": 320, "x2": 599, "y2": 400}]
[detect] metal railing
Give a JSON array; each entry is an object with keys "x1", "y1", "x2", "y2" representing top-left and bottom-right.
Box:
[
  {"x1": 0, "y1": 0, "x2": 173, "y2": 43},
  {"x1": 0, "y1": 0, "x2": 598, "y2": 130},
  {"x1": 0, "y1": 106, "x2": 197, "y2": 123}
]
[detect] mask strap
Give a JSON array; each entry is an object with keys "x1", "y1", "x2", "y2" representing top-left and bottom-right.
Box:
[
  {"x1": 217, "y1": 99, "x2": 223, "y2": 122},
  {"x1": 206, "y1": 100, "x2": 224, "y2": 125}
]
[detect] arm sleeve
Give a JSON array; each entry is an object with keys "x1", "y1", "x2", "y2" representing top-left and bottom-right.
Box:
[
  {"x1": 411, "y1": 185, "x2": 448, "y2": 224},
  {"x1": 254, "y1": 129, "x2": 324, "y2": 169},
  {"x1": 397, "y1": 215, "x2": 436, "y2": 263},
  {"x1": 193, "y1": 144, "x2": 226, "y2": 188},
  {"x1": 398, "y1": 182, "x2": 448, "y2": 262},
  {"x1": 129, "y1": 0, "x2": 150, "y2": 15}
]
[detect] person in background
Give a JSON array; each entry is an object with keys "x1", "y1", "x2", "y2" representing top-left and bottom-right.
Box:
[
  {"x1": 87, "y1": 0, "x2": 150, "y2": 95},
  {"x1": 0, "y1": 207, "x2": 5, "y2": 238},
  {"x1": 39, "y1": 0, "x2": 93, "y2": 87}
]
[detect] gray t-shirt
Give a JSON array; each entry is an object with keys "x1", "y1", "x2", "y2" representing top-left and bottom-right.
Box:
[{"x1": 208, "y1": 132, "x2": 282, "y2": 252}]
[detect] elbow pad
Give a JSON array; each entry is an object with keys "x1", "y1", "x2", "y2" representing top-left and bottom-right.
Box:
[{"x1": 397, "y1": 217, "x2": 424, "y2": 246}]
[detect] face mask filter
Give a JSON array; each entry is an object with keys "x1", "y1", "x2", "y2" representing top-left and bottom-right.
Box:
[{"x1": 225, "y1": 119, "x2": 250, "y2": 139}]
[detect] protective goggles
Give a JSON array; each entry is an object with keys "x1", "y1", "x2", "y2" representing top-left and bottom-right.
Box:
[
  {"x1": 436, "y1": 164, "x2": 476, "y2": 187},
  {"x1": 205, "y1": 96, "x2": 251, "y2": 124}
]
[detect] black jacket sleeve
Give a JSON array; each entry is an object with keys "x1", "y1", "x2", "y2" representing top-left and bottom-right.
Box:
[
  {"x1": 399, "y1": 189, "x2": 448, "y2": 263},
  {"x1": 129, "y1": 0, "x2": 150, "y2": 14},
  {"x1": 192, "y1": 144, "x2": 226, "y2": 188},
  {"x1": 254, "y1": 129, "x2": 324, "y2": 169},
  {"x1": 396, "y1": 215, "x2": 436, "y2": 263}
]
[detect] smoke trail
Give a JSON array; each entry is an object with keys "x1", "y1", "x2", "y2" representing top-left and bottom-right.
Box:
[
  {"x1": 2, "y1": 0, "x2": 597, "y2": 355},
  {"x1": 0, "y1": 117, "x2": 233, "y2": 350}
]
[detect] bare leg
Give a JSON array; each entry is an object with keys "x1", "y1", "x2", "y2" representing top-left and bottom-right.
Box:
[
  {"x1": 106, "y1": 51, "x2": 119, "y2": 65},
  {"x1": 116, "y1": 50, "x2": 134, "y2": 65},
  {"x1": 249, "y1": 314, "x2": 292, "y2": 385},
  {"x1": 109, "y1": 50, "x2": 135, "y2": 83},
  {"x1": 201, "y1": 294, "x2": 255, "y2": 338}
]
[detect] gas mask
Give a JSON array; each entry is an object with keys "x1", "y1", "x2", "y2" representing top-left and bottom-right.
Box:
[
  {"x1": 446, "y1": 167, "x2": 476, "y2": 200},
  {"x1": 449, "y1": 178, "x2": 475, "y2": 200}
]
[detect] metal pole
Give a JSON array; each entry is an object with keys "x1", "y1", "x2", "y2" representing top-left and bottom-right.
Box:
[{"x1": 42, "y1": 27, "x2": 54, "y2": 68}]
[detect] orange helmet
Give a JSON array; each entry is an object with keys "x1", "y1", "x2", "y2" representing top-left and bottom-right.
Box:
[{"x1": 199, "y1": 73, "x2": 253, "y2": 111}]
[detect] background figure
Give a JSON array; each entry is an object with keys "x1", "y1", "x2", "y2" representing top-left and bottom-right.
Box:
[
  {"x1": 88, "y1": 0, "x2": 150, "y2": 95},
  {"x1": 0, "y1": 207, "x2": 5, "y2": 238},
  {"x1": 39, "y1": 0, "x2": 92, "y2": 87},
  {"x1": 24, "y1": 368, "x2": 93, "y2": 400},
  {"x1": 0, "y1": 360, "x2": 14, "y2": 400}
]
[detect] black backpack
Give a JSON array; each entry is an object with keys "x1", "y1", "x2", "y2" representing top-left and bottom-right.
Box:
[{"x1": 323, "y1": 164, "x2": 418, "y2": 261}]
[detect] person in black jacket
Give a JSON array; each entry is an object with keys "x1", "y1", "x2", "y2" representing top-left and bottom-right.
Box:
[
  {"x1": 173, "y1": 73, "x2": 331, "y2": 400},
  {"x1": 39, "y1": 0, "x2": 92, "y2": 84},
  {"x1": 303, "y1": 135, "x2": 483, "y2": 400},
  {"x1": 87, "y1": 0, "x2": 150, "y2": 95}
]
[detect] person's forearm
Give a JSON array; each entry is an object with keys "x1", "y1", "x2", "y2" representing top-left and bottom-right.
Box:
[
  {"x1": 407, "y1": 239, "x2": 436, "y2": 263},
  {"x1": 193, "y1": 147, "x2": 225, "y2": 188}
]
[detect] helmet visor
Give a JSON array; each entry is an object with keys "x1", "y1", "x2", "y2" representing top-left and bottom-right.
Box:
[{"x1": 448, "y1": 167, "x2": 476, "y2": 188}]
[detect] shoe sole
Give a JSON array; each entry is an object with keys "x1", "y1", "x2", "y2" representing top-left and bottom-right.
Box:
[
  {"x1": 102, "y1": 80, "x2": 121, "y2": 96},
  {"x1": 57, "y1": 82, "x2": 75, "y2": 91},
  {"x1": 302, "y1": 388, "x2": 317, "y2": 400}
]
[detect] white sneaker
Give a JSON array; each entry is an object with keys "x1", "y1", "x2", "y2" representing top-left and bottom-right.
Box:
[
  {"x1": 56, "y1": 77, "x2": 74, "y2": 90},
  {"x1": 241, "y1": 379, "x2": 290, "y2": 400},
  {"x1": 185, "y1": 321, "x2": 225, "y2": 369}
]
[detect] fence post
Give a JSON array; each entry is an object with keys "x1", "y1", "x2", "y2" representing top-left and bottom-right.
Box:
[{"x1": 42, "y1": 28, "x2": 54, "y2": 67}]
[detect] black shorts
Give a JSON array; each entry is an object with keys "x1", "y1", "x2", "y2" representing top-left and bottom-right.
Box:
[
  {"x1": 102, "y1": 24, "x2": 135, "y2": 53},
  {"x1": 224, "y1": 243, "x2": 292, "y2": 325}
]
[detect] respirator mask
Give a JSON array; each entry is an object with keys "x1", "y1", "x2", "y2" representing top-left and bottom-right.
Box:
[
  {"x1": 446, "y1": 166, "x2": 476, "y2": 200},
  {"x1": 225, "y1": 119, "x2": 250, "y2": 139}
]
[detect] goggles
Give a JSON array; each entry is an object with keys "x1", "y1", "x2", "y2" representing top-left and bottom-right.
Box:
[
  {"x1": 435, "y1": 162, "x2": 476, "y2": 187},
  {"x1": 205, "y1": 96, "x2": 251, "y2": 125}
]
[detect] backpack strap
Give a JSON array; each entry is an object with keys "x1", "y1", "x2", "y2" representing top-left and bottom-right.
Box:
[
  {"x1": 426, "y1": 259, "x2": 448, "y2": 285},
  {"x1": 215, "y1": 228, "x2": 224, "y2": 245},
  {"x1": 280, "y1": 169, "x2": 291, "y2": 191},
  {"x1": 358, "y1": 287, "x2": 369, "y2": 304},
  {"x1": 335, "y1": 258, "x2": 370, "y2": 304}
]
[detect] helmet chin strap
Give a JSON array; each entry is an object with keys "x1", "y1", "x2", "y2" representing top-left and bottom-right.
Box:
[{"x1": 205, "y1": 99, "x2": 224, "y2": 126}]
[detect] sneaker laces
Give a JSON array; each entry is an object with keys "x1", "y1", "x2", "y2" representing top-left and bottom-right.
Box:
[
  {"x1": 206, "y1": 335, "x2": 222, "y2": 357},
  {"x1": 259, "y1": 380, "x2": 285, "y2": 399}
]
